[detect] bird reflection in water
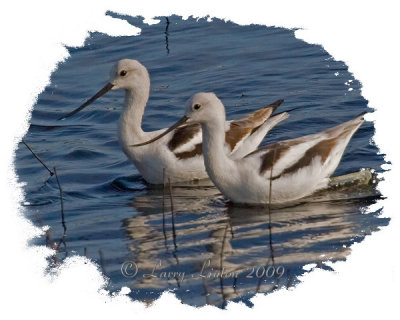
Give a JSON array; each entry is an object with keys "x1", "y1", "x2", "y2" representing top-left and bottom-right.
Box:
[{"x1": 121, "y1": 181, "x2": 386, "y2": 307}]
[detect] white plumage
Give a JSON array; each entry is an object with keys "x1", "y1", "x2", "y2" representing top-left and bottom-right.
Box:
[
  {"x1": 134, "y1": 92, "x2": 365, "y2": 204},
  {"x1": 61, "y1": 59, "x2": 287, "y2": 184}
]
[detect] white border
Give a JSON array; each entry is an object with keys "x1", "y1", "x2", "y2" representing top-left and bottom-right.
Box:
[{"x1": 2, "y1": 0, "x2": 399, "y2": 318}]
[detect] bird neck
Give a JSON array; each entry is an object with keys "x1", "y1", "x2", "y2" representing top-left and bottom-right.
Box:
[
  {"x1": 119, "y1": 85, "x2": 149, "y2": 142},
  {"x1": 201, "y1": 120, "x2": 235, "y2": 182}
]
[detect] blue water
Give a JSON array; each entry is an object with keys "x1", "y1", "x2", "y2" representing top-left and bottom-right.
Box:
[{"x1": 15, "y1": 15, "x2": 388, "y2": 308}]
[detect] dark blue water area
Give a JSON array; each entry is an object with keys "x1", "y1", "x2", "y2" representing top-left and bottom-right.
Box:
[{"x1": 15, "y1": 15, "x2": 388, "y2": 308}]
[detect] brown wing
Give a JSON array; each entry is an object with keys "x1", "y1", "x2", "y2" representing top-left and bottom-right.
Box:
[
  {"x1": 167, "y1": 123, "x2": 201, "y2": 151},
  {"x1": 167, "y1": 123, "x2": 202, "y2": 160},
  {"x1": 247, "y1": 115, "x2": 364, "y2": 178},
  {"x1": 225, "y1": 99, "x2": 284, "y2": 151},
  {"x1": 271, "y1": 119, "x2": 362, "y2": 180}
]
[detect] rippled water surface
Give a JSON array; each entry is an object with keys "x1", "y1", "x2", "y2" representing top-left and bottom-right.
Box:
[{"x1": 15, "y1": 15, "x2": 388, "y2": 307}]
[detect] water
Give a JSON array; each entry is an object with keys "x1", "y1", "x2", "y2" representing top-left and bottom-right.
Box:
[{"x1": 15, "y1": 15, "x2": 388, "y2": 308}]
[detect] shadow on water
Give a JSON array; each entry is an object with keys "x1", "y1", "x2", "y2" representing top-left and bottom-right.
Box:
[{"x1": 121, "y1": 181, "x2": 387, "y2": 307}]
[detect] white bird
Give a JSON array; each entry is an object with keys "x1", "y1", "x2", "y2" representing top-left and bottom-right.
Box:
[
  {"x1": 133, "y1": 92, "x2": 365, "y2": 204},
  {"x1": 60, "y1": 59, "x2": 288, "y2": 184}
]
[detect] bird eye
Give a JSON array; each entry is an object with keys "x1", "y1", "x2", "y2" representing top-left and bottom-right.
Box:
[
  {"x1": 193, "y1": 104, "x2": 201, "y2": 110},
  {"x1": 120, "y1": 70, "x2": 127, "y2": 76}
]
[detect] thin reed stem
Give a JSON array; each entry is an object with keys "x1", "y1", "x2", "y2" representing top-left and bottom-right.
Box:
[
  {"x1": 168, "y1": 177, "x2": 178, "y2": 253},
  {"x1": 22, "y1": 140, "x2": 54, "y2": 176},
  {"x1": 162, "y1": 168, "x2": 168, "y2": 247},
  {"x1": 53, "y1": 166, "x2": 66, "y2": 235}
]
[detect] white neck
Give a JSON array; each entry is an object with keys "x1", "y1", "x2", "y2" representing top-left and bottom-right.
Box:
[
  {"x1": 118, "y1": 85, "x2": 149, "y2": 145},
  {"x1": 201, "y1": 120, "x2": 236, "y2": 185}
]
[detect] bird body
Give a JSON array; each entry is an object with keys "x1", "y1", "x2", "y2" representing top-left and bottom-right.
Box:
[{"x1": 134, "y1": 92, "x2": 365, "y2": 204}]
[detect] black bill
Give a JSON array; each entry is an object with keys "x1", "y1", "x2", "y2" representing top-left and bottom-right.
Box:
[
  {"x1": 131, "y1": 116, "x2": 189, "y2": 147},
  {"x1": 58, "y1": 82, "x2": 114, "y2": 120}
]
